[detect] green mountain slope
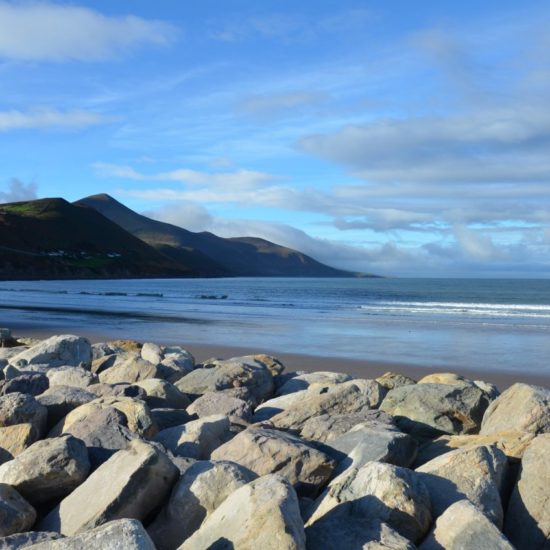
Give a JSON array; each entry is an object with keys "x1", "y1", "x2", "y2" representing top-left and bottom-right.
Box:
[
  {"x1": 76, "y1": 194, "x2": 361, "y2": 277},
  {"x1": 0, "y1": 198, "x2": 195, "y2": 280}
]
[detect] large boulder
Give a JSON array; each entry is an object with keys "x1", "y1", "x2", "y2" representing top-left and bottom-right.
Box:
[
  {"x1": 300, "y1": 410, "x2": 396, "y2": 444},
  {"x1": 141, "y1": 343, "x2": 194, "y2": 382},
  {"x1": 0, "y1": 531, "x2": 63, "y2": 548},
  {"x1": 175, "y1": 356, "x2": 275, "y2": 404},
  {"x1": 480, "y1": 383, "x2": 550, "y2": 436},
  {"x1": 49, "y1": 396, "x2": 157, "y2": 438},
  {"x1": 416, "y1": 444, "x2": 508, "y2": 527},
  {"x1": 276, "y1": 372, "x2": 352, "y2": 396},
  {"x1": 179, "y1": 474, "x2": 306, "y2": 550},
  {"x1": 269, "y1": 380, "x2": 386, "y2": 432},
  {"x1": 38, "y1": 440, "x2": 179, "y2": 535},
  {"x1": 37, "y1": 386, "x2": 96, "y2": 430},
  {"x1": 151, "y1": 408, "x2": 191, "y2": 432},
  {"x1": 45, "y1": 366, "x2": 97, "y2": 389},
  {"x1": 504, "y1": 434, "x2": 550, "y2": 549},
  {"x1": 376, "y1": 372, "x2": 416, "y2": 391},
  {"x1": 253, "y1": 391, "x2": 308, "y2": 423},
  {"x1": 380, "y1": 383, "x2": 491, "y2": 437},
  {"x1": 0, "y1": 435, "x2": 89, "y2": 504},
  {"x1": 306, "y1": 516, "x2": 415, "y2": 550},
  {"x1": 420, "y1": 499, "x2": 514, "y2": 550},
  {"x1": 133, "y1": 379, "x2": 191, "y2": 410},
  {"x1": 187, "y1": 392, "x2": 252, "y2": 421},
  {"x1": 0, "y1": 373, "x2": 49, "y2": 397},
  {"x1": 8, "y1": 335, "x2": 91, "y2": 368},
  {"x1": 306, "y1": 461, "x2": 431, "y2": 543},
  {"x1": 29, "y1": 519, "x2": 155, "y2": 549},
  {"x1": 0, "y1": 484, "x2": 36, "y2": 537},
  {"x1": 154, "y1": 415, "x2": 230, "y2": 459},
  {"x1": 0, "y1": 393, "x2": 47, "y2": 460},
  {"x1": 148, "y1": 460, "x2": 257, "y2": 549},
  {"x1": 98, "y1": 357, "x2": 162, "y2": 385},
  {"x1": 211, "y1": 427, "x2": 335, "y2": 496}
]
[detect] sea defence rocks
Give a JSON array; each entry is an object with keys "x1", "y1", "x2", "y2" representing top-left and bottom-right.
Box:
[{"x1": 0, "y1": 332, "x2": 547, "y2": 548}]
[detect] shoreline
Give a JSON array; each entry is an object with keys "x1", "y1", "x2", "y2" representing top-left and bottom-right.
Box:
[{"x1": 6, "y1": 324, "x2": 549, "y2": 391}]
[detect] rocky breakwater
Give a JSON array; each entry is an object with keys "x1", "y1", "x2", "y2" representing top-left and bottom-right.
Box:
[{"x1": 0, "y1": 334, "x2": 548, "y2": 549}]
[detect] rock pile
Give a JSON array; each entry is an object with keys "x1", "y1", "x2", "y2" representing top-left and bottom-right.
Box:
[{"x1": 0, "y1": 334, "x2": 548, "y2": 549}]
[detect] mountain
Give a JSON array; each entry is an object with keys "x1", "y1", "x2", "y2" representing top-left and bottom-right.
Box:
[
  {"x1": 0, "y1": 198, "x2": 194, "y2": 280},
  {"x1": 76, "y1": 193, "x2": 361, "y2": 277}
]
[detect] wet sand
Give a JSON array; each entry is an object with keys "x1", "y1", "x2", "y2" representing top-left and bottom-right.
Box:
[{"x1": 5, "y1": 323, "x2": 548, "y2": 392}]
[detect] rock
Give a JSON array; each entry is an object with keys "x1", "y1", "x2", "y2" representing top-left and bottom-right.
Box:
[
  {"x1": 269, "y1": 380, "x2": 386, "y2": 431},
  {"x1": 148, "y1": 460, "x2": 257, "y2": 549},
  {"x1": 416, "y1": 444, "x2": 507, "y2": 527},
  {"x1": 90, "y1": 354, "x2": 119, "y2": 375},
  {"x1": 417, "y1": 372, "x2": 471, "y2": 385},
  {"x1": 49, "y1": 396, "x2": 157, "y2": 438},
  {"x1": 98, "y1": 357, "x2": 162, "y2": 385},
  {"x1": 0, "y1": 435, "x2": 89, "y2": 503},
  {"x1": 414, "y1": 430, "x2": 537, "y2": 467},
  {"x1": 38, "y1": 440, "x2": 178, "y2": 535},
  {"x1": 0, "y1": 393, "x2": 47, "y2": 459},
  {"x1": 504, "y1": 434, "x2": 550, "y2": 549},
  {"x1": 46, "y1": 366, "x2": 97, "y2": 388},
  {"x1": 150, "y1": 408, "x2": 191, "y2": 431},
  {"x1": 306, "y1": 516, "x2": 415, "y2": 550},
  {"x1": 380, "y1": 383, "x2": 491, "y2": 438},
  {"x1": 154, "y1": 415, "x2": 230, "y2": 459},
  {"x1": 175, "y1": 356, "x2": 275, "y2": 404},
  {"x1": 180, "y1": 474, "x2": 306, "y2": 550},
  {"x1": 60, "y1": 407, "x2": 138, "y2": 469},
  {"x1": 253, "y1": 391, "x2": 308, "y2": 422},
  {"x1": 187, "y1": 391, "x2": 252, "y2": 421},
  {"x1": 0, "y1": 531, "x2": 63, "y2": 549},
  {"x1": 252, "y1": 354, "x2": 285, "y2": 377},
  {"x1": 300, "y1": 410, "x2": 396, "y2": 444},
  {"x1": 133, "y1": 379, "x2": 191, "y2": 410},
  {"x1": 37, "y1": 386, "x2": 96, "y2": 430},
  {"x1": 306, "y1": 461, "x2": 431, "y2": 543},
  {"x1": 29, "y1": 519, "x2": 155, "y2": 549},
  {"x1": 321, "y1": 424, "x2": 418, "y2": 473},
  {"x1": 480, "y1": 383, "x2": 550, "y2": 436},
  {"x1": 87, "y1": 382, "x2": 147, "y2": 399},
  {"x1": 211, "y1": 427, "x2": 335, "y2": 497},
  {"x1": 141, "y1": 343, "x2": 194, "y2": 382},
  {"x1": 0, "y1": 484, "x2": 36, "y2": 537},
  {"x1": 0, "y1": 374, "x2": 49, "y2": 397},
  {"x1": 277, "y1": 372, "x2": 352, "y2": 396},
  {"x1": 9, "y1": 335, "x2": 91, "y2": 369},
  {"x1": 376, "y1": 372, "x2": 416, "y2": 391},
  {"x1": 420, "y1": 499, "x2": 514, "y2": 550}
]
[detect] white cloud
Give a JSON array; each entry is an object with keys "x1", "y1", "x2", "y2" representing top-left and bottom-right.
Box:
[
  {"x1": 0, "y1": 1, "x2": 175, "y2": 62},
  {"x1": 0, "y1": 178, "x2": 37, "y2": 202},
  {"x1": 0, "y1": 108, "x2": 111, "y2": 131}
]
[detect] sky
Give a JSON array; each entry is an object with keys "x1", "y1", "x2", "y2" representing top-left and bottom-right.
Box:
[{"x1": 1, "y1": 0, "x2": 550, "y2": 277}]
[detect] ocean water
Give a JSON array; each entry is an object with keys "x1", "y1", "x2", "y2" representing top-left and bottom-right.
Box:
[{"x1": 1, "y1": 277, "x2": 549, "y2": 374}]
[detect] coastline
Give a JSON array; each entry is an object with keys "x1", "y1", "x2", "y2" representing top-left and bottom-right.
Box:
[{"x1": 7, "y1": 324, "x2": 549, "y2": 391}]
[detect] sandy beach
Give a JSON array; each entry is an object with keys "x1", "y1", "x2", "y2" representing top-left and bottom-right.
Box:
[{"x1": 6, "y1": 324, "x2": 549, "y2": 391}]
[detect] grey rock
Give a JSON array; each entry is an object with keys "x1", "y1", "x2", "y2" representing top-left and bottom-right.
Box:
[
  {"x1": 0, "y1": 531, "x2": 63, "y2": 549},
  {"x1": 306, "y1": 461, "x2": 431, "y2": 543},
  {"x1": 151, "y1": 408, "x2": 192, "y2": 431},
  {"x1": 211, "y1": 427, "x2": 335, "y2": 497},
  {"x1": 154, "y1": 415, "x2": 230, "y2": 459},
  {"x1": 179, "y1": 474, "x2": 306, "y2": 550},
  {"x1": 416, "y1": 444, "x2": 508, "y2": 527},
  {"x1": 9, "y1": 335, "x2": 91, "y2": 369},
  {"x1": 141, "y1": 343, "x2": 194, "y2": 383},
  {"x1": 98, "y1": 357, "x2": 162, "y2": 385},
  {"x1": 504, "y1": 433, "x2": 550, "y2": 549},
  {"x1": 0, "y1": 374, "x2": 49, "y2": 397},
  {"x1": 380, "y1": 383, "x2": 491, "y2": 437},
  {"x1": 133, "y1": 378, "x2": 191, "y2": 409},
  {"x1": 37, "y1": 386, "x2": 96, "y2": 429},
  {"x1": 148, "y1": 460, "x2": 257, "y2": 550},
  {"x1": 375, "y1": 372, "x2": 417, "y2": 391},
  {"x1": 29, "y1": 519, "x2": 155, "y2": 549},
  {"x1": 480, "y1": 383, "x2": 550, "y2": 436},
  {"x1": 420, "y1": 499, "x2": 514, "y2": 550},
  {"x1": 0, "y1": 483, "x2": 36, "y2": 537},
  {"x1": 38, "y1": 440, "x2": 179, "y2": 535},
  {"x1": 87, "y1": 382, "x2": 147, "y2": 400},
  {"x1": 175, "y1": 355, "x2": 275, "y2": 404},
  {"x1": 300, "y1": 410, "x2": 396, "y2": 444},
  {"x1": 187, "y1": 391, "x2": 252, "y2": 421},
  {"x1": 306, "y1": 516, "x2": 415, "y2": 550},
  {"x1": 253, "y1": 390, "x2": 308, "y2": 422},
  {"x1": 277, "y1": 371, "x2": 352, "y2": 396},
  {"x1": 46, "y1": 366, "x2": 97, "y2": 388},
  {"x1": 0, "y1": 435, "x2": 90, "y2": 503}
]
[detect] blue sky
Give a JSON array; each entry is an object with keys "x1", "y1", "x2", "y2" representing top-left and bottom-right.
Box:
[{"x1": 1, "y1": 0, "x2": 549, "y2": 277}]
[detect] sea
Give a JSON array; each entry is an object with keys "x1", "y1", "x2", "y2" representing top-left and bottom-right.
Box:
[{"x1": 1, "y1": 277, "x2": 549, "y2": 375}]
